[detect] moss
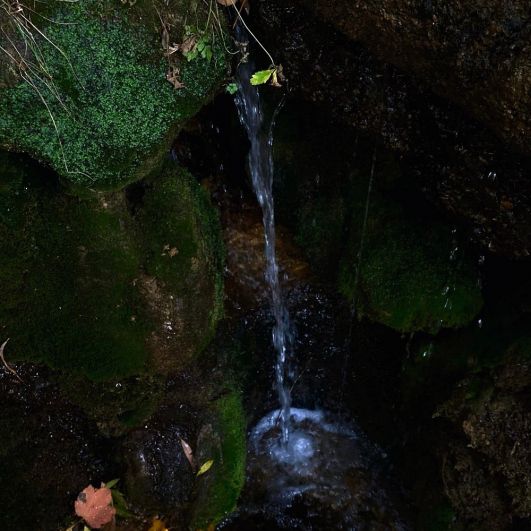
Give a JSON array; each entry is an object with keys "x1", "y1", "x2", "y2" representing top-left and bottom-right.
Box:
[
  {"x1": 137, "y1": 162, "x2": 224, "y2": 357},
  {"x1": 0, "y1": 151, "x2": 148, "y2": 381},
  {"x1": 0, "y1": 152, "x2": 224, "y2": 432},
  {"x1": 0, "y1": 0, "x2": 228, "y2": 189},
  {"x1": 191, "y1": 389, "x2": 246, "y2": 529},
  {"x1": 273, "y1": 102, "x2": 482, "y2": 334},
  {"x1": 338, "y1": 194, "x2": 483, "y2": 333}
]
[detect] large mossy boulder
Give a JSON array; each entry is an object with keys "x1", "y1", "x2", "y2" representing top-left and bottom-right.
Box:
[
  {"x1": 273, "y1": 103, "x2": 482, "y2": 334},
  {"x1": 0, "y1": 151, "x2": 223, "y2": 431},
  {"x1": 0, "y1": 0, "x2": 228, "y2": 189}
]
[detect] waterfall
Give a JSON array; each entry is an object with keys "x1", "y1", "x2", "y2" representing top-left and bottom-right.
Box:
[{"x1": 234, "y1": 44, "x2": 292, "y2": 445}]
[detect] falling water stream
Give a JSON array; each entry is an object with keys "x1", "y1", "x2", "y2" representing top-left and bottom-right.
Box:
[
  {"x1": 235, "y1": 48, "x2": 292, "y2": 444},
  {"x1": 227, "y1": 31, "x2": 409, "y2": 530}
]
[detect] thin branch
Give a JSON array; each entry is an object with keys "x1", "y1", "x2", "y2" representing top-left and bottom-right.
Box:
[
  {"x1": 231, "y1": 3, "x2": 275, "y2": 66},
  {"x1": 0, "y1": 339, "x2": 24, "y2": 383}
]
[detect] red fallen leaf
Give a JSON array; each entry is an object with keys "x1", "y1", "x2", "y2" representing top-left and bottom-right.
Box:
[{"x1": 75, "y1": 484, "x2": 116, "y2": 529}]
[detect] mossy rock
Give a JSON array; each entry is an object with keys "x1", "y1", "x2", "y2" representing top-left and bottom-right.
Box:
[
  {"x1": 273, "y1": 102, "x2": 482, "y2": 334},
  {"x1": 338, "y1": 194, "x2": 483, "y2": 334},
  {"x1": 0, "y1": 152, "x2": 147, "y2": 380},
  {"x1": 0, "y1": 152, "x2": 223, "y2": 431},
  {"x1": 191, "y1": 389, "x2": 247, "y2": 529},
  {"x1": 0, "y1": 0, "x2": 228, "y2": 189},
  {"x1": 135, "y1": 164, "x2": 224, "y2": 373}
]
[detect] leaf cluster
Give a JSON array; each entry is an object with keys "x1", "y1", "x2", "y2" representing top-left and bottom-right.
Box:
[{"x1": 183, "y1": 25, "x2": 214, "y2": 62}]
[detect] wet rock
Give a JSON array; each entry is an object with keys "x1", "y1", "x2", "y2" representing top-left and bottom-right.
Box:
[
  {"x1": 220, "y1": 191, "x2": 311, "y2": 313},
  {"x1": 122, "y1": 425, "x2": 195, "y2": 516},
  {"x1": 0, "y1": 364, "x2": 116, "y2": 530},
  {"x1": 437, "y1": 354, "x2": 531, "y2": 528},
  {"x1": 295, "y1": 0, "x2": 531, "y2": 154},
  {"x1": 134, "y1": 165, "x2": 225, "y2": 373},
  {"x1": 0, "y1": 0, "x2": 229, "y2": 189},
  {"x1": 253, "y1": 0, "x2": 531, "y2": 258}
]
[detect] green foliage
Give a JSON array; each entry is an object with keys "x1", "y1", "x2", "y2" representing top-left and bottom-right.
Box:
[
  {"x1": 0, "y1": 0, "x2": 228, "y2": 189},
  {"x1": 226, "y1": 82, "x2": 239, "y2": 95},
  {"x1": 111, "y1": 489, "x2": 134, "y2": 519},
  {"x1": 183, "y1": 25, "x2": 214, "y2": 62}
]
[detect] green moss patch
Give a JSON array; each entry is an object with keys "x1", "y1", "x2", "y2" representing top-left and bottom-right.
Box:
[
  {"x1": 191, "y1": 390, "x2": 246, "y2": 529},
  {"x1": 0, "y1": 0, "x2": 228, "y2": 189},
  {"x1": 0, "y1": 152, "x2": 147, "y2": 381},
  {"x1": 0, "y1": 153, "x2": 224, "y2": 433},
  {"x1": 338, "y1": 194, "x2": 483, "y2": 333},
  {"x1": 137, "y1": 164, "x2": 224, "y2": 360}
]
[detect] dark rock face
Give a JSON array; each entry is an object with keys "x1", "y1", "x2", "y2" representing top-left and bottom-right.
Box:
[
  {"x1": 438, "y1": 355, "x2": 531, "y2": 528},
  {"x1": 297, "y1": 0, "x2": 531, "y2": 155},
  {"x1": 252, "y1": 0, "x2": 531, "y2": 258},
  {"x1": 0, "y1": 364, "x2": 116, "y2": 530}
]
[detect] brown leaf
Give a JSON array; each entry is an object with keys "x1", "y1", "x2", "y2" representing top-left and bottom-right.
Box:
[
  {"x1": 180, "y1": 35, "x2": 197, "y2": 55},
  {"x1": 180, "y1": 437, "x2": 196, "y2": 470},
  {"x1": 166, "y1": 66, "x2": 184, "y2": 89},
  {"x1": 217, "y1": 0, "x2": 238, "y2": 5},
  {"x1": 74, "y1": 485, "x2": 116, "y2": 529}
]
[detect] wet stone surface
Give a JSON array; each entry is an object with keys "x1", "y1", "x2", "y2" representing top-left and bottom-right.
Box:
[
  {"x1": 222, "y1": 408, "x2": 410, "y2": 530},
  {"x1": 0, "y1": 363, "x2": 117, "y2": 530}
]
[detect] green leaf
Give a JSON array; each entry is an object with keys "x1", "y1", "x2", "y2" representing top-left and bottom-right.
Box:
[
  {"x1": 196, "y1": 459, "x2": 214, "y2": 476},
  {"x1": 111, "y1": 489, "x2": 134, "y2": 518},
  {"x1": 226, "y1": 82, "x2": 238, "y2": 95},
  {"x1": 204, "y1": 46, "x2": 213, "y2": 62},
  {"x1": 84, "y1": 527, "x2": 91, "y2": 531},
  {"x1": 105, "y1": 478, "x2": 120, "y2": 489},
  {"x1": 250, "y1": 69, "x2": 274, "y2": 86},
  {"x1": 184, "y1": 49, "x2": 198, "y2": 62}
]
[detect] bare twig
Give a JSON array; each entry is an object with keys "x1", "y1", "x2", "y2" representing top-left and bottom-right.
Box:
[{"x1": 0, "y1": 339, "x2": 24, "y2": 383}]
